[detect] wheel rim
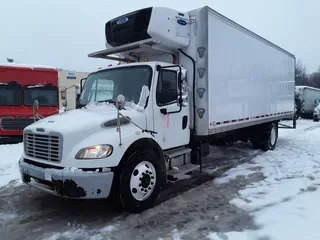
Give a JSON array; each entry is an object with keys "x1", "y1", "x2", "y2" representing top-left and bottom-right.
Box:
[
  {"x1": 129, "y1": 161, "x2": 157, "y2": 201},
  {"x1": 270, "y1": 126, "x2": 277, "y2": 146}
]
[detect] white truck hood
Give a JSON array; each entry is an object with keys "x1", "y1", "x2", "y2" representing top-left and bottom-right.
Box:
[{"x1": 25, "y1": 103, "x2": 147, "y2": 135}]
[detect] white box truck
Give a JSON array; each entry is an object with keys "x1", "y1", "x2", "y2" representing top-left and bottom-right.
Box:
[
  {"x1": 19, "y1": 6, "x2": 295, "y2": 213},
  {"x1": 295, "y1": 86, "x2": 320, "y2": 119}
]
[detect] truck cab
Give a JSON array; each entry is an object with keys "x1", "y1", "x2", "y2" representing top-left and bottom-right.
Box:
[
  {"x1": 78, "y1": 61, "x2": 189, "y2": 150},
  {"x1": 19, "y1": 60, "x2": 190, "y2": 212},
  {"x1": 0, "y1": 64, "x2": 60, "y2": 143},
  {"x1": 19, "y1": 6, "x2": 194, "y2": 213}
]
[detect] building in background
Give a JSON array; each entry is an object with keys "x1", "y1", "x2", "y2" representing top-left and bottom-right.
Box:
[{"x1": 58, "y1": 70, "x2": 89, "y2": 110}]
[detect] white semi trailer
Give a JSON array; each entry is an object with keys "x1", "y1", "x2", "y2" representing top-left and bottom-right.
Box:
[
  {"x1": 295, "y1": 86, "x2": 320, "y2": 119},
  {"x1": 19, "y1": 6, "x2": 295, "y2": 213}
]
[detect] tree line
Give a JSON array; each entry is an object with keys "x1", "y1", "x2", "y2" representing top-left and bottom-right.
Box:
[{"x1": 295, "y1": 59, "x2": 320, "y2": 88}]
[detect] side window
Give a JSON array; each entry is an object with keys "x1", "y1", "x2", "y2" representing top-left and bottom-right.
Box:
[{"x1": 156, "y1": 70, "x2": 177, "y2": 106}]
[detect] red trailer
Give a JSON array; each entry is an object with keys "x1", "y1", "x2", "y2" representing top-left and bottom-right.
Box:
[{"x1": 0, "y1": 63, "x2": 59, "y2": 143}]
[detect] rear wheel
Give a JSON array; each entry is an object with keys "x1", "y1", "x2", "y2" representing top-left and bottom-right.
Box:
[
  {"x1": 260, "y1": 122, "x2": 278, "y2": 151},
  {"x1": 251, "y1": 122, "x2": 278, "y2": 151},
  {"x1": 117, "y1": 149, "x2": 164, "y2": 213}
]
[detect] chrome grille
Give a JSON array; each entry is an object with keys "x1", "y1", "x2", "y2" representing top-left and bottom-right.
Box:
[{"x1": 24, "y1": 132, "x2": 62, "y2": 162}]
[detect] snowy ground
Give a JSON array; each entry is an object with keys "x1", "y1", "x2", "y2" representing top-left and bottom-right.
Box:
[
  {"x1": 0, "y1": 142, "x2": 23, "y2": 188},
  {"x1": 0, "y1": 119, "x2": 319, "y2": 240}
]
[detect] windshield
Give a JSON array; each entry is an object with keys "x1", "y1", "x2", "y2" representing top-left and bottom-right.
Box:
[
  {"x1": 23, "y1": 86, "x2": 58, "y2": 107},
  {"x1": 0, "y1": 83, "x2": 22, "y2": 106},
  {"x1": 79, "y1": 66, "x2": 152, "y2": 106}
]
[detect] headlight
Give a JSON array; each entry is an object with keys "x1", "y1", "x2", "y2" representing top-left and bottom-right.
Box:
[{"x1": 75, "y1": 144, "x2": 113, "y2": 159}]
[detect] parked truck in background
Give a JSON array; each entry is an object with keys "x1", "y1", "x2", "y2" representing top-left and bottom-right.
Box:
[
  {"x1": 0, "y1": 63, "x2": 59, "y2": 144},
  {"x1": 19, "y1": 6, "x2": 295, "y2": 213},
  {"x1": 313, "y1": 102, "x2": 320, "y2": 122},
  {"x1": 295, "y1": 86, "x2": 320, "y2": 119}
]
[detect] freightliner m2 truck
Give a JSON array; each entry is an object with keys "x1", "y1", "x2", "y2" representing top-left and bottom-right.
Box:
[
  {"x1": 19, "y1": 6, "x2": 295, "y2": 213},
  {"x1": 0, "y1": 63, "x2": 59, "y2": 144}
]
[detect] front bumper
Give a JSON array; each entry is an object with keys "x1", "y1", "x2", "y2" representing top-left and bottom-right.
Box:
[{"x1": 19, "y1": 159, "x2": 114, "y2": 199}]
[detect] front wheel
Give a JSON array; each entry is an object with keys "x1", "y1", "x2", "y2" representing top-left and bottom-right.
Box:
[{"x1": 117, "y1": 149, "x2": 165, "y2": 213}]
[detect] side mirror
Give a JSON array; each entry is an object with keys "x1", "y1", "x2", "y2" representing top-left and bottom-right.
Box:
[
  {"x1": 33, "y1": 100, "x2": 39, "y2": 112},
  {"x1": 181, "y1": 69, "x2": 187, "y2": 81},
  {"x1": 61, "y1": 88, "x2": 67, "y2": 100},
  {"x1": 75, "y1": 94, "x2": 81, "y2": 109},
  {"x1": 116, "y1": 94, "x2": 126, "y2": 110},
  {"x1": 80, "y1": 78, "x2": 86, "y2": 93},
  {"x1": 62, "y1": 100, "x2": 68, "y2": 108},
  {"x1": 177, "y1": 69, "x2": 188, "y2": 107},
  {"x1": 76, "y1": 93, "x2": 81, "y2": 102}
]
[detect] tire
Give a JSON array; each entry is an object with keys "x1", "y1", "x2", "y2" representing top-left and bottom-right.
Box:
[
  {"x1": 251, "y1": 138, "x2": 261, "y2": 149},
  {"x1": 117, "y1": 149, "x2": 165, "y2": 213},
  {"x1": 261, "y1": 122, "x2": 278, "y2": 151},
  {"x1": 250, "y1": 128, "x2": 262, "y2": 149}
]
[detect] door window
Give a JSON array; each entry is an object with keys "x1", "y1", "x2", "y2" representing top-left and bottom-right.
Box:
[{"x1": 156, "y1": 70, "x2": 177, "y2": 106}]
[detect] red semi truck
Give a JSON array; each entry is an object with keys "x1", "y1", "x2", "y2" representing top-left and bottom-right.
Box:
[{"x1": 0, "y1": 63, "x2": 59, "y2": 143}]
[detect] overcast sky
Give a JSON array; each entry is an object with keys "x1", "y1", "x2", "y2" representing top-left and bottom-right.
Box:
[{"x1": 1, "y1": 0, "x2": 318, "y2": 73}]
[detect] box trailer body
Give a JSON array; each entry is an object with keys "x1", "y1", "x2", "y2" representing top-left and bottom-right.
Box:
[
  {"x1": 295, "y1": 86, "x2": 320, "y2": 119},
  {"x1": 0, "y1": 63, "x2": 60, "y2": 143},
  {"x1": 182, "y1": 7, "x2": 295, "y2": 136},
  {"x1": 19, "y1": 6, "x2": 295, "y2": 213}
]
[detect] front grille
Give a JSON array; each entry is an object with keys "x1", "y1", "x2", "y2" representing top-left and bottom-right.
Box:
[
  {"x1": 1, "y1": 118, "x2": 37, "y2": 131},
  {"x1": 24, "y1": 132, "x2": 62, "y2": 162}
]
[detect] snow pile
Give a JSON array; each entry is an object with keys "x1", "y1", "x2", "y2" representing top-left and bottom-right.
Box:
[
  {"x1": 82, "y1": 85, "x2": 150, "y2": 113},
  {"x1": 0, "y1": 62, "x2": 56, "y2": 70},
  {"x1": 208, "y1": 121, "x2": 320, "y2": 239},
  {"x1": 130, "y1": 85, "x2": 150, "y2": 112},
  {"x1": 0, "y1": 143, "x2": 23, "y2": 188},
  {"x1": 26, "y1": 84, "x2": 45, "y2": 88},
  {"x1": 85, "y1": 101, "x2": 116, "y2": 110},
  {"x1": 45, "y1": 225, "x2": 116, "y2": 240}
]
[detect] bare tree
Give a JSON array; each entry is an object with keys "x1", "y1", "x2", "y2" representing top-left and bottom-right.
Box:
[
  {"x1": 308, "y1": 71, "x2": 320, "y2": 88},
  {"x1": 295, "y1": 59, "x2": 308, "y2": 86}
]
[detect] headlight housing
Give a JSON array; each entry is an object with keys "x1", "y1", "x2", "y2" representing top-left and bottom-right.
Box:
[{"x1": 75, "y1": 144, "x2": 113, "y2": 159}]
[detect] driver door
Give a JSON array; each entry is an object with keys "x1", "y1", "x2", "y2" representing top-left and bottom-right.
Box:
[{"x1": 153, "y1": 69, "x2": 190, "y2": 150}]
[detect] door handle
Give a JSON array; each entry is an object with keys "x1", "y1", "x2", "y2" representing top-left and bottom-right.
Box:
[{"x1": 160, "y1": 108, "x2": 167, "y2": 115}]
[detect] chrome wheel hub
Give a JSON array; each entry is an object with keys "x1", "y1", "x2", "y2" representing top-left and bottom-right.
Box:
[{"x1": 130, "y1": 161, "x2": 156, "y2": 201}]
